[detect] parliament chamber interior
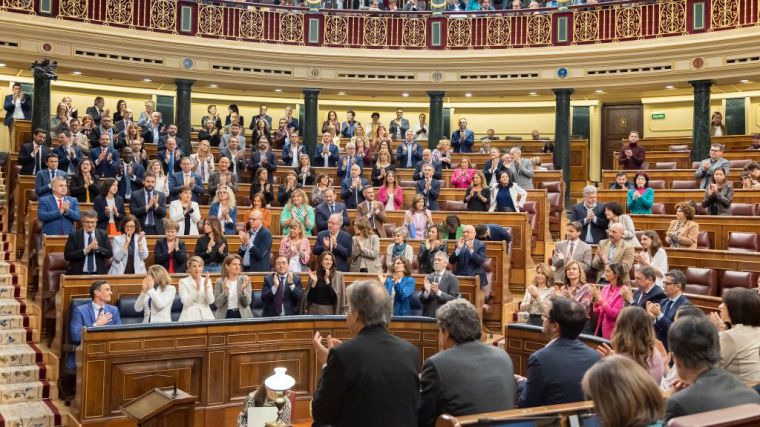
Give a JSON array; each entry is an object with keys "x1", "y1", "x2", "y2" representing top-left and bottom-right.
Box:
[{"x1": 0, "y1": 0, "x2": 760, "y2": 425}]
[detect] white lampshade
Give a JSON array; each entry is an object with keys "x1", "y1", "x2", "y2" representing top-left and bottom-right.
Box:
[{"x1": 264, "y1": 368, "x2": 296, "y2": 392}]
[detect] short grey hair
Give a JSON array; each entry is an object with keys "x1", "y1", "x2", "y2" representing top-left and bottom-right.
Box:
[
  {"x1": 328, "y1": 213, "x2": 344, "y2": 224},
  {"x1": 436, "y1": 299, "x2": 481, "y2": 344},
  {"x1": 51, "y1": 176, "x2": 67, "y2": 186},
  {"x1": 81, "y1": 210, "x2": 98, "y2": 220},
  {"x1": 347, "y1": 280, "x2": 392, "y2": 327},
  {"x1": 434, "y1": 251, "x2": 449, "y2": 262},
  {"x1": 583, "y1": 185, "x2": 598, "y2": 196},
  {"x1": 509, "y1": 146, "x2": 522, "y2": 155}
]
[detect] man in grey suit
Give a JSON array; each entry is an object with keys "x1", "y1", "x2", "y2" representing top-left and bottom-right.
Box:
[
  {"x1": 420, "y1": 251, "x2": 460, "y2": 318},
  {"x1": 507, "y1": 147, "x2": 534, "y2": 189},
  {"x1": 665, "y1": 316, "x2": 760, "y2": 420},
  {"x1": 418, "y1": 299, "x2": 515, "y2": 427},
  {"x1": 551, "y1": 221, "x2": 592, "y2": 283}
]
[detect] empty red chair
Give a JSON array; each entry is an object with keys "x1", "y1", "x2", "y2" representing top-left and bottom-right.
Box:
[{"x1": 685, "y1": 267, "x2": 718, "y2": 296}]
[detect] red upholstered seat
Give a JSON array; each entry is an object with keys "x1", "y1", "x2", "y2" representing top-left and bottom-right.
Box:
[
  {"x1": 726, "y1": 232, "x2": 759, "y2": 252},
  {"x1": 650, "y1": 203, "x2": 665, "y2": 214},
  {"x1": 648, "y1": 180, "x2": 666, "y2": 189},
  {"x1": 685, "y1": 267, "x2": 718, "y2": 296},
  {"x1": 442, "y1": 200, "x2": 467, "y2": 211},
  {"x1": 730, "y1": 203, "x2": 757, "y2": 216},
  {"x1": 667, "y1": 403, "x2": 760, "y2": 427},
  {"x1": 672, "y1": 180, "x2": 699, "y2": 189},
  {"x1": 539, "y1": 181, "x2": 562, "y2": 193},
  {"x1": 729, "y1": 159, "x2": 751, "y2": 169},
  {"x1": 653, "y1": 162, "x2": 677, "y2": 169},
  {"x1": 540, "y1": 163, "x2": 555, "y2": 170},
  {"x1": 721, "y1": 271, "x2": 755, "y2": 291},
  {"x1": 547, "y1": 193, "x2": 563, "y2": 225},
  {"x1": 697, "y1": 231, "x2": 711, "y2": 249}
]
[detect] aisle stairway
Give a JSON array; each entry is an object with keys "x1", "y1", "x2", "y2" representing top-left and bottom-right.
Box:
[{"x1": 0, "y1": 171, "x2": 61, "y2": 427}]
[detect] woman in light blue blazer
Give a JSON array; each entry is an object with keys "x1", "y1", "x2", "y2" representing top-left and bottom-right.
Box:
[
  {"x1": 108, "y1": 214, "x2": 149, "y2": 275},
  {"x1": 208, "y1": 185, "x2": 238, "y2": 235}
]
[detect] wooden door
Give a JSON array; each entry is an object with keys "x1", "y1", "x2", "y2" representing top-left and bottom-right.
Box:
[{"x1": 602, "y1": 104, "x2": 643, "y2": 170}]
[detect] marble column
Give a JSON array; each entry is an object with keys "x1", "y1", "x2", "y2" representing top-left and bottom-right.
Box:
[
  {"x1": 553, "y1": 88, "x2": 573, "y2": 209},
  {"x1": 427, "y1": 91, "x2": 446, "y2": 150},
  {"x1": 30, "y1": 59, "x2": 58, "y2": 145},
  {"x1": 174, "y1": 79, "x2": 195, "y2": 155},
  {"x1": 302, "y1": 88, "x2": 320, "y2": 155},
  {"x1": 690, "y1": 80, "x2": 713, "y2": 162}
]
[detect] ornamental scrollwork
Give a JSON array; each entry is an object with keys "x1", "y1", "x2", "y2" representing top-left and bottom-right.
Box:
[
  {"x1": 59, "y1": 0, "x2": 88, "y2": 19},
  {"x1": 239, "y1": 9, "x2": 264, "y2": 40},
  {"x1": 150, "y1": 0, "x2": 176, "y2": 31},
  {"x1": 363, "y1": 16, "x2": 387, "y2": 46},
  {"x1": 325, "y1": 15, "x2": 348, "y2": 46},
  {"x1": 615, "y1": 5, "x2": 642, "y2": 39},
  {"x1": 658, "y1": 0, "x2": 686, "y2": 35},
  {"x1": 106, "y1": 0, "x2": 134, "y2": 25},
  {"x1": 711, "y1": 0, "x2": 739, "y2": 28},
  {"x1": 526, "y1": 14, "x2": 551, "y2": 45},
  {"x1": 402, "y1": 17, "x2": 426, "y2": 47},
  {"x1": 198, "y1": 4, "x2": 224, "y2": 37},
  {"x1": 573, "y1": 10, "x2": 599, "y2": 42},
  {"x1": 4, "y1": 0, "x2": 34, "y2": 12},
  {"x1": 447, "y1": 18, "x2": 471, "y2": 47},
  {"x1": 486, "y1": 16, "x2": 511, "y2": 47},
  {"x1": 279, "y1": 12, "x2": 304, "y2": 43}
]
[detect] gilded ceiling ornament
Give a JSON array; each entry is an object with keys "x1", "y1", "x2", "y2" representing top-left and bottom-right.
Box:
[
  {"x1": 527, "y1": 14, "x2": 551, "y2": 45},
  {"x1": 615, "y1": 5, "x2": 642, "y2": 39},
  {"x1": 106, "y1": 0, "x2": 134, "y2": 25},
  {"x1": 59, "y1": 0, "x2": 88, "y2": 19},
  {"x1": 711, "y1": 0, "x2": 739, "y2": 28},
  {"x1": 198, "y1": 4, "x2": 224, "y2": 36},
  {"x1": 325, "y1": 15, "x2": 348, "y2": 46}
]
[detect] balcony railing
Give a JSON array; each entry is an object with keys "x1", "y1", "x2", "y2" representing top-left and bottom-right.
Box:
[{"x1": 1, "y1": 0, "x2": 757, "y2": 49}]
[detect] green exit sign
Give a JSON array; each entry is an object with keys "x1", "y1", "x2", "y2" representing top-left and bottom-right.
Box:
[{"x1": 651, "y1": 113, "x2": 666, "y2": 120}]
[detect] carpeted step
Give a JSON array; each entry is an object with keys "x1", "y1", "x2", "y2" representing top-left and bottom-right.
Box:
[
  {"x1": 0, "y1": 286, "x2": 18, "y2": 299},
  {"x1": 0, "y1": 380, "x2": 50, "y2": 404},
  {"x1": 0, "y1": 344, "x2": 43, "y2": 367},
  {"x1": 0, "y1": 316, "x2": 26, "y2": 331},
  {"x1": 0, "y1": 329, "x2": 34, "y2": 346},
  {"x1": 0, "y1": 263, "x2": 16, "y2": 275},
  {"x1": 0, "y1": 400, "x2": 61, "y2": 427},
  {"x1": 0, "y1": 365, "x2": 47, "y2": 385},
  {"x1": 0, "y1": 300, "x2": 22, "y2": 316},
  {"x1": 0, "y1": 275, "x2": 17, "y2": 287}
]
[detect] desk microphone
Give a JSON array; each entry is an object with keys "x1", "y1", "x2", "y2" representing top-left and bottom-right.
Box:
[{"x1": 132, "y1": 374, "x2": 178, "y2": 397}]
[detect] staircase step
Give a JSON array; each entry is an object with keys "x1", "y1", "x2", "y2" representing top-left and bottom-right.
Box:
[
  {"x1": 0, "y1": 364, "x2": 47, "y2": 385},
  {"x1": 0, "y1": 400, "x2": 61, "y2": 427},
  {"x1": 0, "y1": 329, "x2": 34, "y2": 346},
  {"x1": 0, "y1": 380, "x2": 50, "y2": 404},
  {"x1": 0, "y1": 275, "x2": 17, "y2": 287},
  {"x1": 0, "y1": 344, "x2": 43, "y2": 367},
  {"x1": 0, "y1": 262, "x2": 16, "y2": 275},
  {"x1": 0, "y1": 316, "x2": 27, "y2": 331},
  {"x1": 0, "y1": 286, "x2": 18, "y2": 299},
  {"x1": 0, "y1": 300, "x2": 23, "y2": 316}
]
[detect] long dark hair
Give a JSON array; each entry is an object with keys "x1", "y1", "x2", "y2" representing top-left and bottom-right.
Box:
[
  {"x1": 205, "y1": 217, "x2": 224, "y2": 243},
  {"x1": 316, "y1": 252, "x2": 335, "y2": 280}
]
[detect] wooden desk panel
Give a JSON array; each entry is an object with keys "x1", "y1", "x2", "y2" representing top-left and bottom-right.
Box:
[
  {"x1": 630, "y1": 214, "x2": 760, "y2": 251},
  {"x1": 610, "y1": 150, "x2": 760, "y2": 171},
  {"x1": 601, "y1": 169, "x2": 745, "y2": 189},
  {"x1": 596, "y1": 189, "x2": 760, "y2": 215},
  {"x1": 634, "y1": 135, "x2": 753, "y2": 152}
]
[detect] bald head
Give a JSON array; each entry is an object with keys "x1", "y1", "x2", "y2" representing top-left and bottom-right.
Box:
[{"x1": 608, "y1": 223, "x2": 625, "y2": 242}]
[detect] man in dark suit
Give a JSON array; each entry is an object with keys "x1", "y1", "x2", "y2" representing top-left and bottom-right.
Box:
[
  {"x1": 18, "y1": 129, "x2": 51, "y2": 175},
  {"x1": 570, "y1": 185, "x2": 608, "y2": 245},
  {"x1": 38, "y1": 177, "x2": 81, "y2": 236},
  {"x1": 158, "y1": 137, "x2": 183, "y2": 175},
  {"x1": 340, "y1": 164, "x2": 370, "y2": 210},
  {"x1": 115, "y1": 146, "x2": 144, "y2": 202},
  {"x1": 664, "y1": 316, "x2": 760, "y2": 420},
  {"x1": 649, "y1": 269, "x2": 691, "y2": 350},
  {"x1": 475, "y1": 223, "x2": 512, "y2": 252},
  {"x1": 413, "y1": 149, "x2": 442, "y2": 181},
  {"x1": 248, "y1": 138, "x2": 277, "y2": 181},
  {"x1": 312, "y1": 280, "x2": 418, "y2": 427},
  {"x1": 141, "y1": 112, "x2": 163, "y2": 145},
  {"x1": 336, "y1": 142, "x2": 364, "y2": 179},
  {"x1": 55, "y1": 129, "x2": 83, "y2": 176},
  {"x1": 550, "y1": 221, "x2": 593, "y2": 283},
  {"x1": 356, "y1": 187, "x2": 388, "y2": 238},
  {"x1": 420, "y1": 251, "x2": 460, "y2": 318},
  {"x1": 416, "y1": 164, "x2": 441, "y2": 210},
  {"x1": 35, "y1": 153, "x2": 67, "y2": 197},
  {"x1": 516, "y1": 297, "x2": 601, "y2": 407},
  {"x1": 68, "y1": 280, "x2": 121, "y2": 371},
  {"x1": 85, "y1": 96, "x2": 105, "y2": 126},
  {"x1": 238, "y1": 210, "x2": 272, "y2": 272},
  {"x1": 92, "y1": 115, "x2": 116, "y2": 150},
  {"x1": 284, "y1": 105, "x2": 299, "y2": 133},
  {"x1": 396, "y1": 130, "x2": 423, "y2": 168},
  {"x1": 313, "y1": 213, "x2": 353, "y2": 272},
  {"x1": 219, "y1": 136, "x2": 246, "y2": 177},
  {"x1": 314, "y1": 188, "x2": 350, "y2": 234},
  {"x1": 312, "y1": 132, "x2": 340, "y2": 167},
  {"x1": 157, "y1": 123, "x2": 185, "y2": 152},
  {"x1": 129, "y1": 174, "x2": 166, "y2": 235},
  {"x1": 261, "y1": 256, "x2": 304, "y2": 317},
  {"x1": 625, "y1": 266, "x2": 666, "y2": 308},
  {"x1": 168, "y1": 157, "x2": 205, "y2": 202},
  {"x1": 250, "y1": 105, "x2": 272, "y2": 130},
  {"x1": 3, "y1": 82, "x2": 32, "y2": 131},
  {"x1": 89, "y1": 134, "x2": 120, "y2": 178},
  {"x1": 419, "y1": 300, "x2": 514, "y2": 426},
  {"x1": 64, "y1": 210, "x2": 113, "y2": 275},
  {"x1": 449, "y1": 225, "x2": 488, "y2": 295}
]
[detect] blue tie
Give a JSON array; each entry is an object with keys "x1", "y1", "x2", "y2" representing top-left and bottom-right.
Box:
[
  {"x1": 663, "y1": 299, "x2": 674, "y2": 317},
  {"x1": 169, "y1": 152, "x2": 175, "y2": 172},
  {"x1": 87, "y1": 232, "x2": 96, "y2": 273},
  {"x1": 407, "y1": 144, "x2": 413, "y2": 167},
  {"x1": 124, "y1": 164, "x2": 132, "y2": 198}
]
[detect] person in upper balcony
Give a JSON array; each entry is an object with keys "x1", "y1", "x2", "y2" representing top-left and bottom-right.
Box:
[
  {"x1": 389, "y1": 108, "x2": 410, "y2": 140},
  {"x1": 710, "y1": 111, "x2": 727, "y2": 137},
  {"x1": 619, "y1": 130, "x2": 646, "y2": 170},
  {"x1": 451, "y1": 118, "x2": 475, "y2": 153}
]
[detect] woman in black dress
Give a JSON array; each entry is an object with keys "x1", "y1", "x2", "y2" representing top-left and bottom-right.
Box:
[{"x1": 464, "y1": 171, "x2": 490, "y2": 212}]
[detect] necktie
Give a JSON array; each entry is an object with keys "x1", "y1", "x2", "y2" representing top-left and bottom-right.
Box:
[
  {"x1": 346, "y1": 158, "x2": 352, "y2": 174},
  {"x1": 200, "y1": 160, "x2": 206, "y2": 180},
  {"x1": 168, "y1": 242, "x2": 175, "y2": 273},
  {"x1": 58, "y1": 198, "x2": 63, "y2": 210},
  {"x1": 568, "y1": 241, "x2": 574, "y2": 258},
  {"x1": 146, "y1": 192, "x2": 154, "y2": 225},
  {"x1": 367, "y1": 202, "x2": 376, "y2": 229},
  {"x1": 50, "y1": 170, "x2": 54, "y2": 181},
  {"x1": 124, "y1": 164, "x2": 131, "y2": 199},
  {"x1": 97, "y1": 307, "x2": 103, "y2": 323},
  {"x1": 330, "y1": 205, "x2": 335, "y2": 214},
  {"x1": 407, "y1": 144, "x2": 413, "y2": 167},
  {"x1": 169, "y1": 152, "x2": 175, "y2": 172},
  {"x1": 275, "y1": 276, "x2": 285, "y2": 315},
  {"x1": 663, "y1": 299, "x2": 674, "y2": 317},
  {"x1": 87, "y1": 232, "x2": 96, "y2": 273}
]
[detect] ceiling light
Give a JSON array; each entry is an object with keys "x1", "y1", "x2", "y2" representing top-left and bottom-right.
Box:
[
  {"x1": 337, "y1": 91, "x2": 346, "y2": 96},
  {"x1": 464, "y1": 92, "x2": 472, "y2": 97},
  {"x1": 274, "y1": 89, "x2": 282, "y2": 92},
  {"x1": 595, "y1": 89, "x2": 605, "y2": 94},
  {"x1": 528, "y1": 91, "x2": 537, "y2": 96},
  {"x1": 402, "y1": 92, "x2": 409, "y2": 97},
  {"x1": 208, "y1": 84, "x2": 218, "y2": 88},
  {"x1": 72, "y1": 71, "x2": 82, "y2": 75},
  {"x1": 143, "y1": 78, "x2": 152, "y2": 82},
  {"x1": 665, "y1": 85, "x2": 674, "y2": 89},
  {"x1": 740, "y1": 79, "x2": 751, "y2": 84},
  {"x1": 0, "y1": 63, "x2": 6, "y2": 68}
]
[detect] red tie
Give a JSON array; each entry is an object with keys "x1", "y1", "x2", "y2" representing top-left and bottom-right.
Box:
[
  {"x1": 168, "y1": 256, "x2": 175, "y2": 273},
  {"x1": 58, "y1": 198, "x2": 63, "y2": 210}
]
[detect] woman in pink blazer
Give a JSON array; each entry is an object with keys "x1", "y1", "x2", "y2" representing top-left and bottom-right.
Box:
[
  {"x1": 377, "y1": 170, "x2": 404, "y2": 211},
  {"x1": 450, "y1": 157, "x2": 476, "y2": 189},
  {"x1": 591, "y1": 262, "x2": 628, "y2": 339}
]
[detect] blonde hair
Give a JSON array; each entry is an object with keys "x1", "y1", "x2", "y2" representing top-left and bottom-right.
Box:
[
  {"x1": 563, "y1": 260, "x2": 587, "y2": 286},
  {"x1": 147, "y1": 159, "x2": 165, "y2": 178},
  {"x1": 437, "y1": 139, "x2": 451, "y2": 150},
  {"x1": 213, "y1": 185, "x2": 237, "y2": 210},
  {"x1": 288, "y1": 188, "x2": 310, "y2": 207},
  {"x1": 148, "y1": 265, "x2": 172, "y2": 290},
  {"x1": 582, "y1": 355, "x2": 664, "y2": 427},
  {"x1": 187, "y1": 256, "x2": 205, "y2": 269},
  {"x1": 533, "y1": 263, "x2": 555, "y2": 287}
]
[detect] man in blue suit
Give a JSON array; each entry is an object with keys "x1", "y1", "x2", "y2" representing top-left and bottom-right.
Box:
[
  {"x1": 451, "y1": 118, "x2": 475, "y2": 153},
  {"x1": 55, "y1": 129, "x2": 83, "y2": 176},
  {"x1": 35, "y1": 153, "x2": 68, "y2": 197},
  {"x1": 89, "y1": 134, "x2": 120, "y2": 178},
  {"x1": 168, "y1": 156, "x2": 205, "y2": 202},
  {"x1": 336, "y1": 142, "x2": 364, "y2": 179},
  {"x1": 261, "y1": 256, "x2": 304, "y2": 317},
  {"x1": 415, "y1": 165, "x2": 441, "y2": 211},
  {"x1": 314, "y1": 188, "x2": 350, "y2": 234},
  {"x1": 313, "y1": 213, "x2": 353, "y2": 272},
  {"x1": 115, "y1": 146, "x2": 144, "y2": 202},
  {"x1": 68, "y1": 280, "x2": 121, "y2": 371},
  {"x1": 284, "y1": 105, "x2": 299, "y2": 133},
  {"x1": 312, "y1": 132, "x2": 339, "y2": 167},
  {"x1": 38, "y1": 177, "x2": 81, "y2": 236},
  {"x1": 396, "y1": 130, "x2": 423, "y2": 168},
  {"x1": 18, "y1": 129, "x2": 51, "y2": 175},
  {"x1": 340, "y1": 164, "x2": 370, "y2": 210},
  {"x1": 649, "y1": 269, "x2": 691, "y2": 350},
  {"x1": 248, "y1": 138, "x2": 277, "y2": 182},
  {"x1": 3, "y1": 82, "x2": 31, "y2": 131},
  {"x1": 449, "y1": 225, "x2": 488, "y2": 294},
  {"x1": 475, "y1": 223, "x2": 512, "y2": 253},
  {"x1": 238, "y1": 210, "x2": 272, "y2": 272},
  {"x1": 281, "y1": 131, "x2": 308, "y2": 167},
  {"x1": 625, "y1": 266, "x2": 666, "y2": 308},
  {"x1": 516, "y1": 297, "x2": 600, "y2": 408}
]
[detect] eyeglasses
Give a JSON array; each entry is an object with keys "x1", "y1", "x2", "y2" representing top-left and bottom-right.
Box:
[{"x1": 662, "y1": 280, "x2": 676, "y2": 286}]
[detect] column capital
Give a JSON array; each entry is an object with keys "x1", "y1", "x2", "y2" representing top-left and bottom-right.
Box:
[
  {"x1": 427, "y1": 91, "x2": 446, "y2": 98},
  {"x1": 552, "y1": 88, "x2": 574, "y2": 97},
  {"x1": 175, "y1": 79, "x2": 195, "y2": 86},
  {"x1": 688, "y1": 79, "x2": 713, "y2": 88},
  {"x1": 302, "y1": 88, "x2": 321, "y2": 95}
]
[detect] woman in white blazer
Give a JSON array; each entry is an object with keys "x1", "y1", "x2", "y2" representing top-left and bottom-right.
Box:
[
  {"x1": 134, "y1": 265, "x2": 177, "y2": 323},
  {"x1": 169, "y1": 186, "x2": 202, "y2": 236},
  {"x1": 490, "y1": 170, "x2": 527, "y2": 213},
  {"x1": 108, "y1": 215, "x2": 149, "y2": 275},
  {"x1": 178, "y1": 256, "x2": 215, "y2": 321}
]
